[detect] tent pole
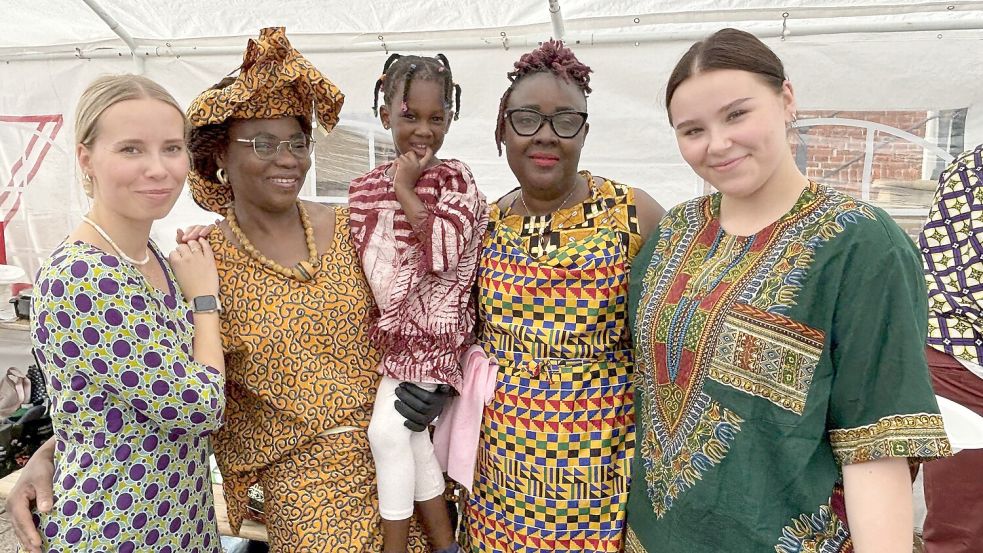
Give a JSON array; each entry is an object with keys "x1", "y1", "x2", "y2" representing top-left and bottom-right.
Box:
[
  {"x1": 4, "y1": 16, "x2": 983, "y2": 63},
  {"x1": 547, "y1": 0, "x2": 566, "y2": 40},
  {"x1": 79, "y1": 0, "x2": 144, "y2": 73}
]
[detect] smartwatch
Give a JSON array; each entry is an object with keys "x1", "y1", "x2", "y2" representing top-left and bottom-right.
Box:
[{"x1": 192, "y1": 295, "x2": 221, "y2": 314}]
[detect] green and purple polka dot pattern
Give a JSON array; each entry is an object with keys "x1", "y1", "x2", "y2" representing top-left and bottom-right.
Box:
[{"x1": 31, "y1": 242, "x2": 225, "y2": 552}]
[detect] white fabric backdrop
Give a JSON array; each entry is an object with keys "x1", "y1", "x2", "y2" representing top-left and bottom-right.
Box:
[{"x1": 1, "y1": 1, "x2": 982, "y2": 276}]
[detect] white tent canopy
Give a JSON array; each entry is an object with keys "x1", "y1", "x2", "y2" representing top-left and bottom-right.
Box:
[{"x1": 2, "y1": 1, "x2": 983, "y2": 276}]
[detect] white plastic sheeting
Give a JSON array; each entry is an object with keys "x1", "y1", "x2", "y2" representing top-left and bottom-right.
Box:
[{"x1": 1, "y1": 1, "x2": 983, "y2": 276}]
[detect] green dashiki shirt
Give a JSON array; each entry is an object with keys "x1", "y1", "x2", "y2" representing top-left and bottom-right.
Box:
[{"x1": 625, "y1": 181, "x2": 950, "y2": 552}]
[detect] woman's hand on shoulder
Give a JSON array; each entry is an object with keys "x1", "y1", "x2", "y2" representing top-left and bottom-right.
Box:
[
  {"x1": 176, "y1": 224, "x2": 216, "y2": 244},
  {"x1": 633, "y1": 188, "x2": 666, "y2": 242},
  {"x1": 169, "y1": 237, "x2": 220, "y2": 301}
]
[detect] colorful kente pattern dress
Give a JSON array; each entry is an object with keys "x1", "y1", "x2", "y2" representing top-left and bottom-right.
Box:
[
  {"x1": 32, "y1": 242, "x2": 226, "y2": 553},
  {"x1": 463, "y1": 174, "x2": 642, "y2": 552},
  {"x1": 625, "y1": 182, "x2": 951, "y2": 553},
  {"x1": 208, "y1": 206, "x2": 427, "y2": 552}
]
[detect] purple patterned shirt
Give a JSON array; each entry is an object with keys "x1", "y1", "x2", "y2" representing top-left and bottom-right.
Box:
[
  {"x1": 920, "y1": 144, "x2": 983, "y2": 364},
  {"x1": 31, "y1": 242, "x2": 225, "y2": 552}
]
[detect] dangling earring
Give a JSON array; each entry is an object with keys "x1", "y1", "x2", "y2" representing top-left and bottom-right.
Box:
[
  {"x1": 81, "y1": 173, "x2": 94, "y2": 197},
  {"x1": 216, "y1": 168, "x2": 229, "y2": 185},
  {"x1": 788, "y1": 112, "x2": 799, "y2": 129}
]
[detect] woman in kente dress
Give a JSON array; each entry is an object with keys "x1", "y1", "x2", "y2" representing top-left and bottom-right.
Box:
[
  {"x1": 625, "y1": 28, "x2": 951, "y2": 553},
  {"x1": 462, "y1": 40, "x2": 664, "y2": 552}
]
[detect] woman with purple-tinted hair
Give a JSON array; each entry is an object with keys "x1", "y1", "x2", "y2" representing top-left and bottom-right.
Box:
[{"x1": 25, "y1": 74, "x2": 225, "y2": 553}]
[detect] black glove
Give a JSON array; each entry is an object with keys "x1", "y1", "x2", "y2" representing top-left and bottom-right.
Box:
[{"x1": 394, "y1": 383, "x2": 453, "y2": 432}]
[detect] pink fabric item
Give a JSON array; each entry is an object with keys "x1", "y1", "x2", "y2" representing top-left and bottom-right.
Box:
[
  {"x1": 349, "y1": 159, "x2": 488, "y2": 389},
  {"x1": 433, "y1": 345, "x2": 499, "y2": 492}
]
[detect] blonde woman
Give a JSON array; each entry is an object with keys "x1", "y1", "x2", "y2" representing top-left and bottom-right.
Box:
[{"x1": 20, "y1": 75, "x2": 225, "y2": 552}]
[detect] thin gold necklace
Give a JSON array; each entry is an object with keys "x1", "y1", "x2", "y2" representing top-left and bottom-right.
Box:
[
  {"x1": 81, "y1": 216, "x2": 151, "y2": 266},
  {"x1": 513, "y1": 179, "x2": 585, "y2": 253},
  {"x1": 226, "y1": 201, "x2": 319, "y2": 282}
]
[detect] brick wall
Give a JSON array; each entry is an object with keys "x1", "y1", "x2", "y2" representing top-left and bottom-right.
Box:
[{"x1": 794, "y1": 110, "x2": 930, "y2": 195}]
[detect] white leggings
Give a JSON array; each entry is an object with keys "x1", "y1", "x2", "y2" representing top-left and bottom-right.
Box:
[{"x1": 367, "y1": 376, "x2": 447, "y2": 520}]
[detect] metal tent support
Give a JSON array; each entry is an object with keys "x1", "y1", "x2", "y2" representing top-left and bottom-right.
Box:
[
  {"x1": 548, "y1": 0, "x2": 566, "y2": 40},
  {"x1": 80, "y1": 0, "x2": 144, "y2": 72}
]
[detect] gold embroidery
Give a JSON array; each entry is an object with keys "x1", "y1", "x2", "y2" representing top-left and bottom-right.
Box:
[
  {"x1": 711, "y1": 303, "x2": 824, "y2": 414},
  {"x1": 828, "y1": 413, "x2": 952, "y2": 465},
  {"x1": 625, "y1": 526, "x2": 647, "y2": 553}
]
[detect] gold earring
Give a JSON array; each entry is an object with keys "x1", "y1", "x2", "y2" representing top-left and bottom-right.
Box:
[{"x1": 216, "y1": 168, "x2": 229, "y2": 185}]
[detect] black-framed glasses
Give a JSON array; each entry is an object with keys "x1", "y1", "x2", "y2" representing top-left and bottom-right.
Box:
[
  {"x1": 234, "y1": 135, "x2": 315, "y2": 161},
  {"x1": 505, "y1": 108, "x2": 588, "y2": 138}
]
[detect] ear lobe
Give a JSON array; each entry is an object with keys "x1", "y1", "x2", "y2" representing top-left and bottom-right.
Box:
[
  {"x1": 781, "y1": 80, "x2": 797, "y2": 121},
  {"x1": 76, "y1": 143, "x2": 92, "y2": 175},
  {"x1": 380, "y1": 105, "x2": 391, "y2": 130}
]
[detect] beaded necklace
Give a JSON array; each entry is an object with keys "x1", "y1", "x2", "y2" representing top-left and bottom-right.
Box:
[
  {"x1": 226, "y1": 201, "x2": 320, "y2": 282},
  {"x1": 81, "y1": 215, "x2": 151, "y2": 266}
]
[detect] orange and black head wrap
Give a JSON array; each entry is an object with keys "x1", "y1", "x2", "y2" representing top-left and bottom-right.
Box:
[{"x1": 186, "y1": 27, "x2": 345, "y2": 213}]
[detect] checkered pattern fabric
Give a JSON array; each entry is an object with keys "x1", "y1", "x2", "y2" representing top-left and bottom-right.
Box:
[{"x1": 463, "y1": 177, "x2": 641, "y2": 552}]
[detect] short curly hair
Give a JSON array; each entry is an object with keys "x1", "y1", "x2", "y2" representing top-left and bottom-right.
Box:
[{"x1": 494, "y1": 40, "x2": 592, "y2": 155}]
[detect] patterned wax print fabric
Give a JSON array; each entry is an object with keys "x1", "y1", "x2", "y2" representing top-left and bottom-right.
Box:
[
  {"x1": 463, "y1": 174, "x2": 643, "y2": 553},
  {"x1": 921, "y1": 144, "x2": 983, "y2": 365},
  {"x1": 31, "y1": 242, "x2": 226, "y2": 553},
  {"x1": 348, "y1": 159, "x2": 488, "y2": 389},
  {"x1": 187, "y1": 26, "x2": 344, "y2": 214},
  {"x1": 624, "y1": 182, "x2": 951, "y2": 553},
  {"x1": 208, "y1": 206, "x2": 427, "y2": 552}
]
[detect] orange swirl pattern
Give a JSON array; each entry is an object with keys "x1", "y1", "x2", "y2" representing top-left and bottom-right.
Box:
[{"x1": 209, "y1": 207, "x2": 425, "y2": 551}]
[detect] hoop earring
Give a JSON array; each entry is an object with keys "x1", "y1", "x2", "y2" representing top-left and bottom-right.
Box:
[{"x1": 216, "y1": 168, "x2": 229, "y2": 185}]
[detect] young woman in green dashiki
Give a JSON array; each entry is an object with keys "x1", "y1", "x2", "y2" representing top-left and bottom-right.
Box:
[{"x1": 625, "y1": 28, "x2": 951, "y2": 553}]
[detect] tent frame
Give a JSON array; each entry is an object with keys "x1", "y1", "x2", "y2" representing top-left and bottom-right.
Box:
[{"x1": 2, "y1": 1, "x2": 982, "y2": 64}]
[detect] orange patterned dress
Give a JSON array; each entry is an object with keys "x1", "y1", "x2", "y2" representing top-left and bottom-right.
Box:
[{"x1": 208, "y1": 206, "x2": 426, "y2": 552}]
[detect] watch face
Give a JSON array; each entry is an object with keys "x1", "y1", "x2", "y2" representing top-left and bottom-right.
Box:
[{"x1": 193, "y1": 295, "x2": 218, "y2": 312}]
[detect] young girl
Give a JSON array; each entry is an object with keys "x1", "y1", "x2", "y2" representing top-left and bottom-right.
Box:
[
  {"x1": 349, "y1": 54, "x2": 488, "y2": 553},
  {"x1": 625, "y1": 28, "x2": 950, "y2": 552}
]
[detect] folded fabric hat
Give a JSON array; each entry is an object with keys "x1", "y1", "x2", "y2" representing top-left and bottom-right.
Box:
[{"x1": 187, "y1": 26, "x2": 345, "y2": 213}]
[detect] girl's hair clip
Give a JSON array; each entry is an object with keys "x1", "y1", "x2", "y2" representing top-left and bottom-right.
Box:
[{"x1": 400, "y1": 100, "x2": 409, "y2": 113}]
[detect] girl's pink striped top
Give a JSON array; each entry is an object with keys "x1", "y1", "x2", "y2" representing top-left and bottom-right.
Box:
[{"x1": 348, "y1": 159, "x2": 488, "y2": 389}]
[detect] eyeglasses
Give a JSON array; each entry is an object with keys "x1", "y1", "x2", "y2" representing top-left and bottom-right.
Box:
[
  {"x1": 234, "y1": 136, "x2": 315, "y2": 161},
  {"x1": 505, "y1": 108, "x2": 588, "y2": 138}
]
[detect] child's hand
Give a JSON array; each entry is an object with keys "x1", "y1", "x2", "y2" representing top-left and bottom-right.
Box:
[{"x1": 393, "y1": 147, "x2": 434, "y2": 190}]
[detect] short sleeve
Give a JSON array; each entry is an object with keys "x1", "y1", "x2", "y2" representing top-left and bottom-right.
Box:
[
  {"x1": 33, "y1": 258, "x2": 225, "y2": 437},
  {"x1": 827, "y1": 233, "x2": 951, "y2": 464}
]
